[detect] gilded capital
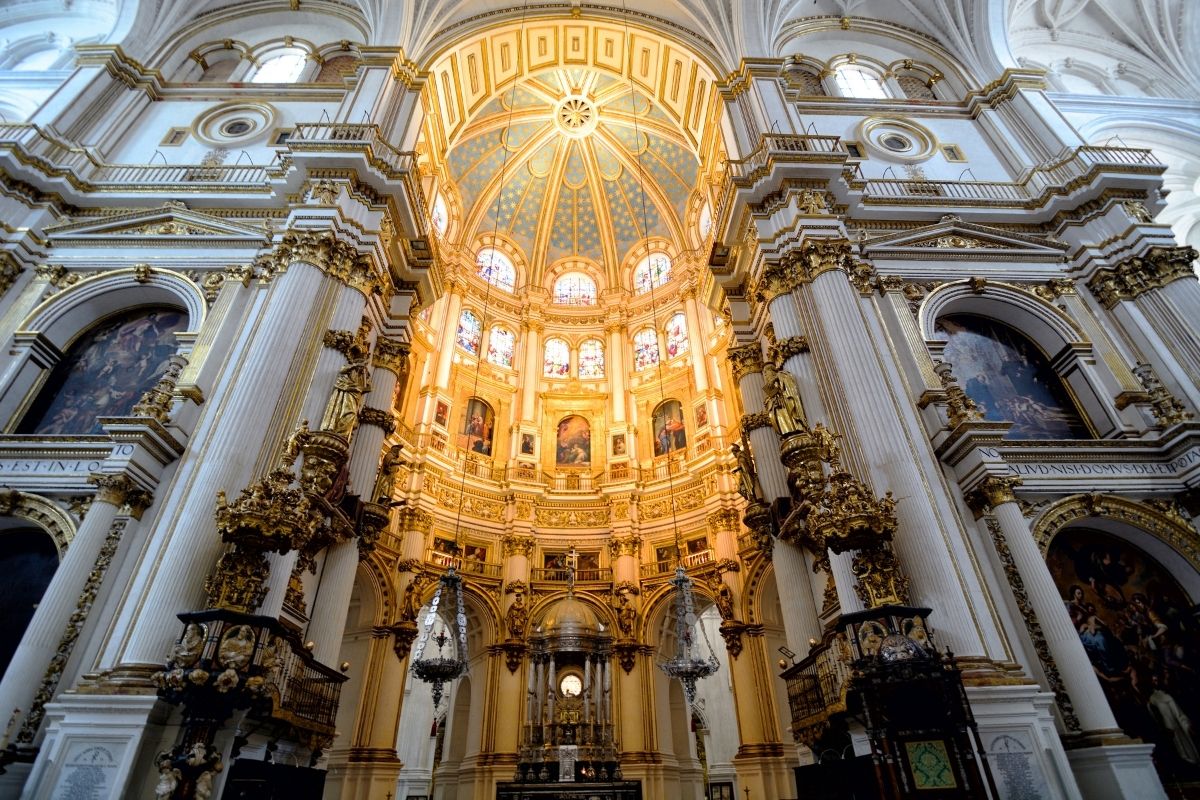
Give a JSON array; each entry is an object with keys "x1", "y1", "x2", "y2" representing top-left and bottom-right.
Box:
[
  {"x1": 373, "y1": 337, "x2": 409, "y2": 373},
  {"x1": 754, "y1": 261, "x2": 797, "y2": 304},
  {"x1": 125, "y1": 487, "x2": 155, "y2": 519},
  {"x1": 801, "y1": 237, "x2": 855, "y2": 280},
  {"x1": 770, "y1": 335, "x2": 809, "y2": 364},
  {"x1": 728, "y1": 343, "x2": 764, "y2": 381},
  {"x1": 607, "y1": 534, "x2": 642, "y2": 558},
  {"x1": 266, "y1": 230, "x2": 381, "y2": 297},
  {"x1": 358, "y1": 406, "x2": 397, "y2": 434},
  {"x1": 979, "y1": 476, "x2": 1023, "y2": 509},
  {"x1": 1087, "y1": 246, "x2": 1198, "y2": 308},
  {"x1": 740, "y1": 411, "x2": 772, "y2": 433},
  {"x1": 88, "y1": 473, "x2": 137, "y2": 507},
  {"x1": 502, "y1": 533, "x2": 536, "y2": 558}
]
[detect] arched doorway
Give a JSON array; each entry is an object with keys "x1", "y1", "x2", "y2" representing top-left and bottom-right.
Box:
[{"x1": 0, "y1": 525, "x2": 59, "y2": 676}]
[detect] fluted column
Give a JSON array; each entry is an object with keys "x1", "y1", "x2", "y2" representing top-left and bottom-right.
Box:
[
  {"x1": 728, "y1": 343, "x2": 822, "y2": 652},
  {"x1": 606, "y1": 321, "x2": 627, "y2": 423},
  {"x1": 109, "y1": 260, "x2": 337, "y2": 669},
  {"x1": 609, "y1": 534, "x2": 640, "y2": 585},
  {"x1": 681, "y1": 282, "x2": 709, "y2": 393},
  {"x1": 349, "y1": 627, "x2": 410, "y2": 753},
  {"x1": 806, "y1": 253, "x2": 985, "y2": 656},
  {"x1": 0, "y1": 474, "x2": 146, "y2": 735},
  {"x1": 980, "y1": 478, "x2": 1120, "y2": 735}
]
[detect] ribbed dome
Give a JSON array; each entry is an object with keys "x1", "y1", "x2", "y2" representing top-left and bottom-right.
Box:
[{"x1": 538, "y1": 594, "x2": 604, "y2": 636}]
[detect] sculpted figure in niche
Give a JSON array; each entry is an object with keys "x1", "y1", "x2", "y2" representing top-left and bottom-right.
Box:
[
  {"x1": 762, "y1": 361, "x2": 806, "y2": 436},
  {"x1": 614, "y1": 590, "x2": 637, "y2": 638},
  {"x1": 321, "y1": 356, "x2": 371, "y2": 439},
  {"x1": 400, "y1": 573, "x2": 430, "y2": 622}
]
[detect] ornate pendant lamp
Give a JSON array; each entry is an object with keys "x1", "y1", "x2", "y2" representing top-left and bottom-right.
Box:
[{"x1": 410, "y1": 567, "x2": 469, "y2": 709}]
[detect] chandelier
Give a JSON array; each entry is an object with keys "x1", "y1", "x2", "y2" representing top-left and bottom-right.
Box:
[
  {"x1": 658, "y1": 565, "x2": 720, "y2": 707},
  {"x1": 410, "y1": 566, "x2": 469, "y2": 709}
]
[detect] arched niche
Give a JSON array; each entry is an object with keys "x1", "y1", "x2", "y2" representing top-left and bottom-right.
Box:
[{"x1": 921, "y1": 281, "x2": 1123, "y2": 438}]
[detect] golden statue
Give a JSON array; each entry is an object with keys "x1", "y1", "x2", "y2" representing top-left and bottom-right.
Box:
[
  {"x1": 506, "y1": 590, "x2": 528, "y2": 639},
  {"x1": 708, "y1": 574, "x2": 735, "y2": 620},
  {"x1": 400, "y1": 573, "x2": 430, "y2": 622},
  {"x1": 320, "y1": 356, "x2": 370, "y2": 439},
  {"x1": 762, "y1": 361, "x2": 806, "y2": 436},
  {"x1": 372, "y1": 443, "x2": 403, "y2": 504},
  {"x1": 731, "y1": 441, "x2": 764, "y2": 503},
  {"x1": 811, "y1": 421, "x2": 841, "y2": 465}
]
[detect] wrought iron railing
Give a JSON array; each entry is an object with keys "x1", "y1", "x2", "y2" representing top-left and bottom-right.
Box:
[{"x1": 531, "y1": 567, "x2": 612, "y2": 583}]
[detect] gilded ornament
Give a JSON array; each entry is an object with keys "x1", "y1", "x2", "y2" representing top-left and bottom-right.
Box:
[
  {"x1": 707, "y1": 573, "x2": 736, "y2": 621},
  {"x1": 762, "y1": 361, "x2": 807, "y2": 437},
  {"x1": 850, "y1": 543, "x2": 910, "y2": 607},
  {"x1": 88, "y1": 472, "x2": 137, "y2": 506},
  {"x1": 1086, "y1": 246, "x2": 1198, "y2": 308},
  {"x1": 131, "y1": 354, "x2": 187, "y2": 423},
  {"x1": 358, "y1": 406, "x2": 396, "y2": 434},
  {"x1": 133, "y1": 263, "x2": 153, "y2": 283},
  {"x1": 770, "y1": 335, "x2": 809, "y2": 364},
  {"x1": 731, "y1": 440, "x2": 764, "y2": 504},
  {"x1": 1132, "y1": 362, "x2": 1193, "y2": 426},
  {"x1": 740, "y1": 411, "x2": 771, "y2": 433},
  {"x1": 933, "y1": 361, "x2": 983, "y2": 428},
  {"x1": 319, "y1": 354, "x2": 371, "y2": 440},
  {"x1": 371, "y1": 443, "x2": 403, "y2": 505},
  {"x1": 502, "y1": 533, "x2": 536, "y2": 557},
  {"x1": 373, "y1": 337, "x2": 409, "y2": 373},
  {"x1": 399, "y1": 572, "x2": 432, "y2": 622},
  {"x1": 607, "y1": 534, "x2": 641, "y2": 558},
  {"x1": 505, "y1": 589, "x2": 529, "y2": 639},
  {"x1": 718, "y1": 620, "x2": 746, "y2": 658},
  {"x1": 0, "y1": 251, "x2": 23, "y2": 297},
  {"x1": 727, "y1": 343, "x2": 764, "y2": 381}
]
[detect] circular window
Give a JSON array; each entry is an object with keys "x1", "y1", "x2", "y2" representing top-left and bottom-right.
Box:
[
  {"x1": 193, "y1": 102, "x2": 278, "y2": 146},
  {"x1": 858, "y1": 117, "x2": 937, "y2": 162}
]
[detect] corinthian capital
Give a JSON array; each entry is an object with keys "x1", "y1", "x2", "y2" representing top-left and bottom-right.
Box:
[
  {"x1": 728, "y1": 343, "x2": 764, "y2": 381},
  {"x1": 502, "y1": 533, "x2": 536, "y2": 557},
  {"x1": 373, "y1": 337, "x2": 410, "y2": 374},
  {"x1": 88, "y1": 473, "x2": 138, "y2": 507},
  {"x1": 978, "y1": 476, "x2": 1023, "y2": 509}
]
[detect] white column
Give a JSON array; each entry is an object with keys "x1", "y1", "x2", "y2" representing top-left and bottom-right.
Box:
[
  {"x1": 434, "y1": 278, "x2": 465, "y2": 392},
  {"x1": 607, "y1": 321, "x2": 626, "y2": 424},
  {"x1": 983, "y1": 480, "x2": 1120, "y2": 735},
  {"x1": 520, "y1": 320, "x2": 542, "y2": 422},
  {"x1": 108, "y1": 262, "x2": 336, "y2": 668},
  {"x1": 808, "y1": 268, "x2": 985, "y2": 656},
  {"x1": 0, "y1": 475, "x2": 138, "y2": 732}
]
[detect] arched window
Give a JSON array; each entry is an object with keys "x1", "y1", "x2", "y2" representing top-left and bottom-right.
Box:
[
  {"x1": 251, "y1": 52, "x2": 308, "y2": 84},
  {"x1": 665, "y1": 312, "x2": 689, "y2": 358},
  {"x1": 633, "y1": 328, "x2": 660, "y2": 371},
  {"x1": 476, "y1": 247, "x2": 516, "y2": 292},
  {"x1": 633, "y1": 252, "x2": 671, "y2": 295},
  {"x1": 834, "y1": 65, "x2": 888, "y2": 99},
  {"x1": 17, "y1": 307, "x2": 188, "y2": 435},
  {"x1": 486, "y1": 326, "x2": 515, "y2": 368},
  {"x1": 553, "y1": 272, "x2": 597, "y2": 306},
  {"x1": 544, "y1": 338, "x2": 570, "y2": 377},
  {"x1": 431, "y1": 193, "x2": 449, "y2": 236},
  {"x1": 933, "y1": 313, "x2": 1090, "y2": 439},
  {"x1": 697, "y1": 201, "x2": 713, "y2": 240},
  {"x1": 578, "y1": 339, "x2": 605, "y2": 378},
  {"x1": 455, "y1": 310, "x2": 482, "y2": 355}
]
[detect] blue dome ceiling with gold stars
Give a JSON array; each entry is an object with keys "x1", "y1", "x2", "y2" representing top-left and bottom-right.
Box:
[{"x1": 445, "y1": 69, "x2": 700, "y2": 286}]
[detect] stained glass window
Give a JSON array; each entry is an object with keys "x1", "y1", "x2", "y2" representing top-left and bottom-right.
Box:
[
  {"x1": 554, "y1": 272, "x2": 597, "y2": 306},
  {"x1": 476, "y1": 247, "x2": 516, "y2": 292},
  {"x1": 633, "y1": 253, "x2": 671, "y2": 295},
  {"x1": 252, "y1": 53, "x2": 307, "y2": 83},
  {"x1": 665, "y1": 312, "x2": 689, "y2": 358},
  {"x1": 486, "y1": 326, "x2": 515, "y2": 368},
  {"x1": 579, "y1": 338, "x2": 605, "y2": 378},
  {"x1": 456, "y1": 309, "x2": 482, "y2": 354},
  {"x1": 834, "y1": 66, "x2": 888, "y2": 99},
  {"x1": 431, "y1": 193, "x2": 448, "y2": 236},
  {"x1": 544, "y1": 338, "x2": 570, "y2": 377},
  {"x1": 698, "y1": 201, "x2": 713, "y2": 239},
  {"x1": 633, "y1": 328, "x2": 660, "y2": 371}
]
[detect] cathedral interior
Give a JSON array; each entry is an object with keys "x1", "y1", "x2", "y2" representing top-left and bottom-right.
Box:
[{"x1": 0, "y1": 1, "x2": 1198, "y2": 799}]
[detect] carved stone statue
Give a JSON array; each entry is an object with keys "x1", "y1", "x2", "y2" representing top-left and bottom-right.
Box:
[
  {"x1": 708, "y1": 574, "x2": 735, "y2": 620},
  {"x1": 614, "y1": 591, "x2": 637, "y2": 638},
  {"x1": 373, "y1": 443, "x2": 403, "y2": 504},
  {"x1": 730, "y1": 441, "x2": 764, "y2": 503},
  {"x1": 320, "y1": 356, "x2": 371, "y2": 439},
  {"x1": 400, "y1": 573, "x2": 429, "y2": 622},
  {"x1": 762, "y1": 361, "x2": 806, "y2": 436},
  {"x1": 154, "y1": 757, "x2": 179, "y2": 800},
  {"x1": 506, "y1": 590, "x2": 528, "y2": 639}
]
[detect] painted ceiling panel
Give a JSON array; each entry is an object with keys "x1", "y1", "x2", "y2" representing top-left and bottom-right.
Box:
[{"x1": 443, "y1": 67, "x2": 698, "y2": 285}]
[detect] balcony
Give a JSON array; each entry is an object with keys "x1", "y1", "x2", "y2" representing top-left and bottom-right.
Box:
[
  {"x1": 531, "y1": 566, "x2": 612, "y2": 584},
  {"x1": 639, "y1": 549, "x2": 713, "y2": 579},
  {"x1": 427, "y1": 549, "x2": 502, "y2": 579}
]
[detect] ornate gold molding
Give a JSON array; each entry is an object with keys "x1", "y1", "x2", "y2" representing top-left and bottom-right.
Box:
[
  {"x1": 1086, "y1": 246, "x2": 1198, "y2": 308},
  {"x1": 727, "y1": 343, "x2": 764, "y2": 381},
  {"x1": 770, "y1": 335, "x2": 809, "y2": 364},
  {"x1": 607, "y1": 534, "x2": 642, "y2": 558},
  {"x1": 933, "y1": 361, "x2": 983, "y2": 428},
  {"x1": 131, "y1": 355, "x2": 187, "y2": 424},
  {"x1": 740, "y1": 411, "x2": 772, "y2": 433},
  {"x1": 372, "y1": 337, "x2": 409, "y2": 374},
  {"x1": 258, "y1": 229, "x2": 382, "y2": 296},
  {"x1": 502, "y1": 533, "x2": 536, "y2": 557},
  {"x1": 0, "y1": 251, "x2": 23, "y2": 297},
  {"x1": 1132, "y1": 363, "x2": 1193, "y2": 427},
  {"x1": 358, "y1": 407, "x2": 396, "y2": 435},
  {"x1": 88, "y1": 473, "x2": 138, "y2": 507}
]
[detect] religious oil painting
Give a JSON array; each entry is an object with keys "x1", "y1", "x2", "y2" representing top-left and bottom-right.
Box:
[
  {"x1": 694, "y1": 402, "x2": 708, "y2": 429},
  {"x1": 459, "y1": 397, "x2": 495, "y2": 456},
  {"x1": 556, "y1": 414, "x2": 591, "y2": 466},
  {"x1": 520, "y1": 432, "x2": 536, "y2": 456},
  {"x1": 612, "y1": 433, "x2": 627, "y2": 456},
  {"x1": 933, "y1": 314, "x2": 1089, "y2": 439},
  {"x1": 434, "y1": 400, "x2": 449, "y2": 428},
  {"x1": 20, "y1": 307, "x2": 187, "y2": 435},
  {"x1": 652, "y1": 399, "x2": 687, "y2": 456},
  {"x1": 1048, "y1": 527, "x2": 1200, "y2": 776}
]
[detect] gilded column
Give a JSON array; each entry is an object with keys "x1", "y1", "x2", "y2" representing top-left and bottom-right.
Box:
[
  {"x1": 0, "y1": 474, "x2": 145, "y2": 735},
  {"x1": 978, "y1": 477, "x2": 1119, "y2": 736}
]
